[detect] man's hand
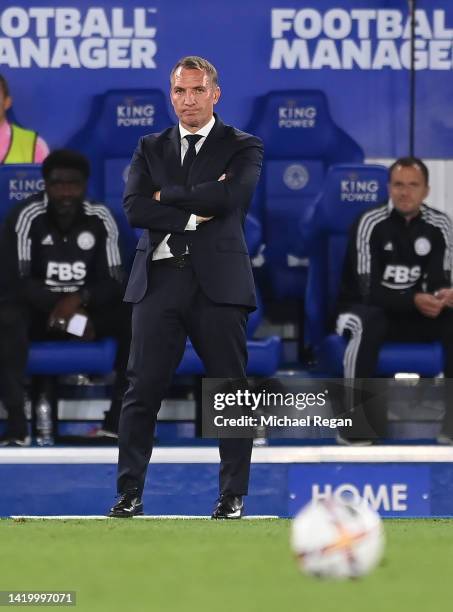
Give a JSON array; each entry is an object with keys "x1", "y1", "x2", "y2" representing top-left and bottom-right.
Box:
[
  {"x1": 434, "y1": 287, "x2": 453, "y2": 308},
  {"x1": 48, "y1": 294, "x2": 83, "y2": 326},
  {"x1": 414, "y1": 292, "x2": 445, "y2": 318},
  {"x1": 153, "y1": 191, "x2": 161, "y2": 201},
  {"x1": 196, "y1": 216, "x2": 214, "y2": 224},
  {"x1": 190, "y1": 174, "x2": 224, "y2": 222}
]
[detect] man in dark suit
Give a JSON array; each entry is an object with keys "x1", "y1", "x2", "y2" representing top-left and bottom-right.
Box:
[{"x1": 109, "y1": 56, "x2": 263, "y2": 519}]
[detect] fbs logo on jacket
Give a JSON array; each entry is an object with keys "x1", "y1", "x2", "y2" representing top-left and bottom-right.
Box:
[
  {"x1": 382, "y1": 265, "x2": 421, "y2": 289},
  {"x1": 46, "y1": 261, "x2": 86, "y2": 282}
]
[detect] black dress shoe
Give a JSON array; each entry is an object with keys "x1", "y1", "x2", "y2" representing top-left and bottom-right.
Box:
[
  {"x1": 211, "y1": 495, "x2": 244, "y2": 519},
  {"x1": 108, "y1": 491, "x2": 144, "y2": 518}
]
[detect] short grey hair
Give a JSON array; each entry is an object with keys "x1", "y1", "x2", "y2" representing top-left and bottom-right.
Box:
[{"x1": 170, "y1": 56, "x2": 219, "y2": 87}]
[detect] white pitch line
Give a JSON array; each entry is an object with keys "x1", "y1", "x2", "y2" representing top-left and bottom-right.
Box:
[{"x1": 10, "y1": 515, "x2": 280, "y2": 520}]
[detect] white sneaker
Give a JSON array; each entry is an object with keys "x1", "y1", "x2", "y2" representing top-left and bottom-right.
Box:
[
  {"x1": 0, "y1": 435, "x2": 31, "y2": 447},
  {"x1": 436, "y1": 434, "x2": 453, "y2": 446},
  {"x1": 336, "y1": 432, "x2": 374, "y2": 446}
]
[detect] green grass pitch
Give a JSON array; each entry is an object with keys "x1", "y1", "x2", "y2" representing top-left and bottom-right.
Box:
[{"x1": 1, "y1": 519, "x2": 452, "y2": 611}]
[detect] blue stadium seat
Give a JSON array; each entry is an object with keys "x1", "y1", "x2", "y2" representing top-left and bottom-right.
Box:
[
  {"x1": 26, "y1": 338, "x2": 117, "y2": 375},
  {"x1": 0, "y1": 164, "x2": 118, "y2": 377},
  {"x1": 0, "y1": 164, "x2": 43, "y2": 221},
  {"x1": 69, "y1": 89, "x2": 175, "y2": 265},
  {"x1": 247, "y1": 90, "x2": 364, "y2": 299},
  {"x1": 303, "y1": 163, "x2": 444, "y2": 376}
]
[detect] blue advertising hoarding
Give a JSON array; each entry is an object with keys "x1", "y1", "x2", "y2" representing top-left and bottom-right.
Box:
[
  {"x1": 288, "y1": 463, "x2": 432, "y2": 517},
  {"x1": 2, "y1": 460, "x2": 453, "y2": 518},
  {"x1": 1, "y1": 0, "x2": 452, "y2": 158}
]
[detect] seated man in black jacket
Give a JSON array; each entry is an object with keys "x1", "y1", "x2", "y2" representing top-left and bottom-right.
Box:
[
  {"x1": 336, "y1": 156, "x2": 453, "y2": 441},
  {"x1": 0, "y1": 149, "x2": 130, "y2": 446}
]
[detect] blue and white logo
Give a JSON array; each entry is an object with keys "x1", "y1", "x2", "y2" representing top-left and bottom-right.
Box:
[
  {"x1": 414, "y1": 236, "x2": 431, "y2": 256},
  {"x1": 283, "y1": 164, "x2": 309, "y2": 190}
]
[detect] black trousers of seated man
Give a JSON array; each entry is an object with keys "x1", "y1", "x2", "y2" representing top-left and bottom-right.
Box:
[
  {"x1": 117, "y1": 262, "x2": 252, "y2": 498},
  {"x1": 0, "y1": 300, "x2": 131, "y2": 439},
  {"x1": 337, "y1": 303, "x2": 453, "y2": 438}
]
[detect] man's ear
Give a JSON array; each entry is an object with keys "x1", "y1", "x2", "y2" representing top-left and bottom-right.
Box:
[{"x1": 213, "y1": 87, "x2": 221, "y2": 105}]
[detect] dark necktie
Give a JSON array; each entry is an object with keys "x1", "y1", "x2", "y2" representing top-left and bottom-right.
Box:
[{"x1": 168, "y1": 134, "x2": 203, "y2": 257}]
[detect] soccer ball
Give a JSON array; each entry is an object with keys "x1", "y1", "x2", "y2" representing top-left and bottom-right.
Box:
[{"x1": 290, "y1": 497, "x2": 385, "y2": 579}]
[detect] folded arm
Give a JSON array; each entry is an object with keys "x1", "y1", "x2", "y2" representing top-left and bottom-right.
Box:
[
  {"x1": 160, "y1": 137, "x2": 263, "y2": 218},
  {"x1": 123, "y1": 138, "x2": 192, "y2": 233}
]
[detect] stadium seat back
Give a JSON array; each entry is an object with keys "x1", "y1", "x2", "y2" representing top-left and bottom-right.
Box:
[
  {"x1": 246, "y1": 90, "x2": 364, "y2": 299},
  {"x1": 304, "y1": 163, "x2": 389, "y2": 347},
  {"x1": 0, "y1": 164, "x2": 43, "y2": 224},
  {"x1": 70, "y1": 89, "x2": 173, "y2": 198},
  {"x1": 69, "y1": 89, "x2": 174, "y2": 265},
  {"x1": 93, "y1": 91, "x2": 170, "y2": 157},
  {"x1": 103, "y1": 158, "x2": 138, "y2": 267}
]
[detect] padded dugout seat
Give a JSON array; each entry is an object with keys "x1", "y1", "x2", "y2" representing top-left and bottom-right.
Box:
[
  {"x1": 69, "y1": 89, "x2": 175, "y2": 265},
  {"x1": 0, "y1": 164, "x2": 118, "y2": 377},
  {"x1": 302, "y1": 163, "x2": 444, "y2": 376},
  {"x1": 246, "y1": 90, "x2": 364, "y2": 299},
  {"x1": 0, "y1": 164, "x2": 43, "y2": 216},
  {"x1": 26, "y1": 338, "x2": 116, "y2": 375}
]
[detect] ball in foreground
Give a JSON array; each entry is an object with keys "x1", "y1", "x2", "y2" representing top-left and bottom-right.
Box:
[{"x1": 290, "y1": 498, "x2": 385, "y2": 579}]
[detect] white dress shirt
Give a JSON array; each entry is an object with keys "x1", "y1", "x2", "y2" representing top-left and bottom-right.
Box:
[{"x1": 152, "y1": 115, "x2": 216, "y2": 260}]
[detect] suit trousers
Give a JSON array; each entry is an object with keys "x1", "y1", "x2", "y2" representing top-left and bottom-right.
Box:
[{"x1": 117, "y1": 259, "x2": 253, "y2": 497}]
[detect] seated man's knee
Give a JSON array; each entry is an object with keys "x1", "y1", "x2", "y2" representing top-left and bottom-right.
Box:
[{"x1": 337, "y1": 306, "x2": 387, "y2": 339}]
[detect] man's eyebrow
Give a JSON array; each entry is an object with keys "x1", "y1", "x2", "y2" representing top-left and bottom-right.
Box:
[{"x1": 174, "y1": 85, "x2": 207, "y2": 90}]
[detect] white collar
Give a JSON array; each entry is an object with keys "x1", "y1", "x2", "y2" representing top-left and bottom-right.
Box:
[{"x1": 179, "y1": 115, "x2": 215, "y2": 140}]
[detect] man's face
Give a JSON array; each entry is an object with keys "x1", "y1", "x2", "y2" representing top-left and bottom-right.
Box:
[
  {"x1": 389, "y1": 164, "x2": 429, "y2": 219},
  {"x1": 170, "y1": 67, "x2": 220, "y2": 132},
  {"x1": 0, "y1": 88, "x2": 12, "y2": 124},
  {"x1": 45, "y1": 168, "x2": 86, "y2": 230}
]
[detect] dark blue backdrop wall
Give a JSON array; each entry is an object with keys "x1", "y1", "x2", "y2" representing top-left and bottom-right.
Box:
[{"x1": 1, "y1": 0, "x2": 453, "y2": 158}]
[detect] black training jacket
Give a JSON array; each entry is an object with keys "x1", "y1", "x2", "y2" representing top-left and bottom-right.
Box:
[
  {"x1": 0, "y1": 191, "x2": 124, "y2": 313},
  {"x1": 338, "y1": 202, "x2": 453, "y2": 313}
]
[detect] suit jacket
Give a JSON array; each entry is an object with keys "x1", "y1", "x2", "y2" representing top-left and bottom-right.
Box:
[{"x1": 122, "y1": 115, "x2": 263, "y2": 309}]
